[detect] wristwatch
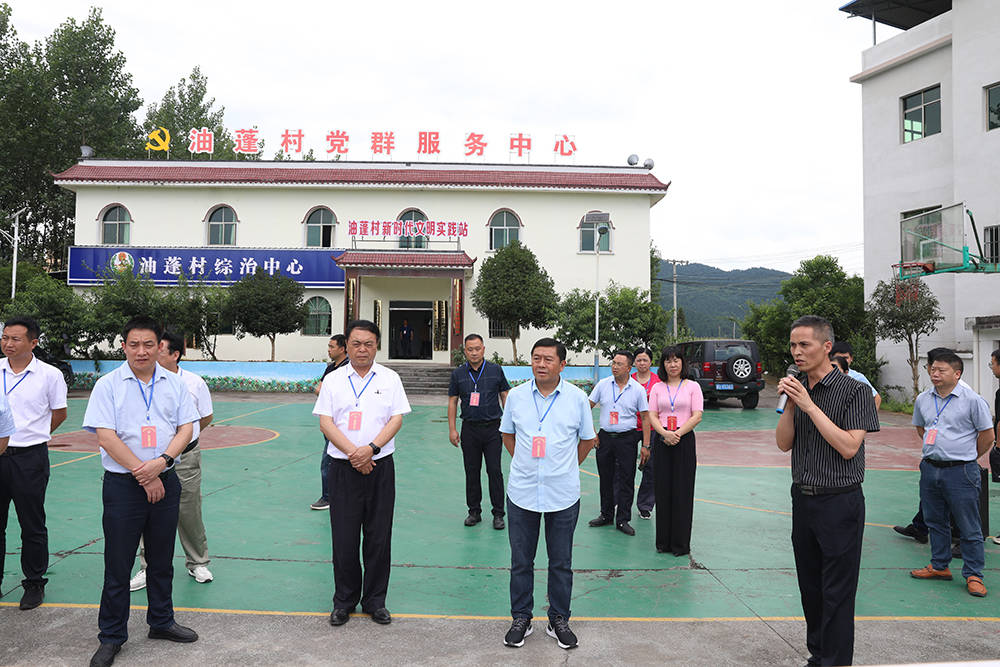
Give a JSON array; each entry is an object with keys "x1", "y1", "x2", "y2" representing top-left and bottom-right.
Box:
[
  {"x1": 368, "y1": 442, "x2": 381, "y2": 455},
  {"x1": 159, "y1": 453, "x2": 175, "y2": 467}
]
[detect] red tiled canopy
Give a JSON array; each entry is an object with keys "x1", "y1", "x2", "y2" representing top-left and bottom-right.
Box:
[{"x1": 334, "y1": 250, "x2": 476, "y2": 269}]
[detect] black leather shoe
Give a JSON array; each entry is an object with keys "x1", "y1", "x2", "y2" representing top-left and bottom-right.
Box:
[
  {"x1": 329, "y1": 608, "x2": 350, "y2": 626},
  {"x1": 588, "y1": 515, "x2": 612, "y2": 527},
  {"x1": 370, "y1": 607, "x2": 392, "y2": 624},
  {"x1": 464, "y1": 512, "x2": 481, "y2": 527},
  {"x1": 893, "y1": 524, "x2": 929, "y2": 544},
  {"x1": 617, "y1": 522, "x2": 636, "y2": 536},
  {"x1": 148, "y1": 622, "x2": 198, "y2": 643},
  {"x1": 90, "y1": 643, "x2": 121, "y2": 667},
  {"x1": 19, "y1": 584, "x2": 44, "y2": 610},
  {"x1": 493, "y1": 515, "x2": 505, "y2": 530}
]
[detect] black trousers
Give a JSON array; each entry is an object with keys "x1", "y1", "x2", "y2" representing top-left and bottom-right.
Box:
[
  {"x1": 460, "y1": 420, "x2": 505, "y2": 517},
  {"x1": 596, "y1": 430, "x2": 639, "y2": 524},
  {"x1": 0, "y1": 444, "x2": 50, "y2": 588},
  {"x1": 99, "y1": 470, "x2": 181, "y2": 645},
  {"x1": 791, "y1": 485, "x2": 864, "y2": 667},
  {"x1": 652, "y1": 431, "x2": 696, "y2": 554},
  {"x1": 328, "y1": 455, "x2": 395, "y2": 612}
]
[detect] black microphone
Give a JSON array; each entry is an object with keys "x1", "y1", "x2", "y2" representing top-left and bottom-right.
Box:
[{"x1": 775, "y1": 364, "x2": 800, "y2": 414}]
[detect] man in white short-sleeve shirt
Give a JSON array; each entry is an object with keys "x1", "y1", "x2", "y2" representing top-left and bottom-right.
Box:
[
  {"x1": 314, "y1": 319, "x2": 410, "y2": 627},
  {"x1": 130, "y1": 330, "x2": 215, "y2": 593},
  {"x1": 0, "y1": 316, "x2": 67, "y2": 611}
]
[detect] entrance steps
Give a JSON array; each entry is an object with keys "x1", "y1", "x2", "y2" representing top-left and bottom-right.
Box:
[{"x1": 381, "y1": 362, "x2": 453, "y2": 395}]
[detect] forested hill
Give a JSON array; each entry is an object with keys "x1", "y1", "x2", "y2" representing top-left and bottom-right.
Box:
[{"x1": 654, "y1": 262, "x2": 790, "y2": 337}]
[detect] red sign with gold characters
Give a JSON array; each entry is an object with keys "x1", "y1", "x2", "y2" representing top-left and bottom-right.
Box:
[
  {"x1": 144, "y1": 127, "x2": 577, "y2": 160},
  {"x1": 347, "y1": 220, "x2": 469, "y2": 238}
]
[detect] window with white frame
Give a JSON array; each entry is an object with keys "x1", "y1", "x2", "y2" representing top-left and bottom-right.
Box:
[
  {"x1": 102, "y1": 205, "x2": 131, "y2": 244},
  {"x1": 489, "y1": 210, "x2": 520, "y2": 250},
  {"x1": 902, "y1": 85, "x2": 941, "y2": 143},
  {"x1": 208, "y1": 206, "x2": 237, "y2": 245},
  {"x1": 303, "y1": 296, "x2": 332, "y2": 335},
  {"x1": 306, "y1": 208, "x2": 336, "y2": 247},
  {"x1": 579, "y1": 217, "x2": 611, "y2": 253},
  {"x1": 987, "y1": 83, "x2": 1000, "y2": 131},
  {"x1": 398, "y1": 209, "x2": 429, "y2": 249}
]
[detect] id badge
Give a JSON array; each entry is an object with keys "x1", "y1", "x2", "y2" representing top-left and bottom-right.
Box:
[
  {"x1": 531, "y1": 435, "x2": 546, "y2": 458},
  {"x1": 666, "y1": 416, "x2": 678, "y2": 431},
  {"x1": 609, "y1": 411, "x2": 619, "y2": 425},
  {"x1": 140, "y1": 425, "x2": 157, "y2": 449},
  {"x1": 348, "y1": 411, "x2": 362, "y2": 431},
  {"x1": 470, "y1": 392, "x2": 480, "y2": 407},
  {"x1": 925, "y1": 428, "x2": 937, "y2": 445}
]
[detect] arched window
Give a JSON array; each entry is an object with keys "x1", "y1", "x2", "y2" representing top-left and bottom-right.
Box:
[
  {"x1": 208, "y1": 206, "x2": 237, "y2": 245},
  {"x1": 304, "y1": 296, "x2": 332, "y2": 335},
  {"x1": 306, "y1": 207, "x2": 336, "y2": 247},
  {"x1": 398, "y1": 209, "x2": 429, "y2": 249},
  {"x1": 578, "y1": 212, "x2": 612, "y2": 253},
  {"x1": 102, "y1": 205, "x2": 131, "y2": 244},
  {"x1": 489, "y1": 210, "x2": 520, "y2": 250}
]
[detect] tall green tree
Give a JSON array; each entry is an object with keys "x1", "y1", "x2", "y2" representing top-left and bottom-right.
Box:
[
  {"x1": 555, "y1": 282, "x2": 668, "y2": 358},
  {"x1": 224, "y1": 271, "x2": 308, "y2": 361},
  {"x1": 649, "y1": 242, "x2": 663, "y2": 304},
  {"x1": 86, "y1": 266, "x2": 168, "y2": 351},
  {"x1": 867, "y1": 277, "x2": 944, "y2": 401},
  {"x1": 470, "y1": 241, "x2": 557, "y2": 360},
  {"x1": 143, "y1": 66, "x2": 241, "y2": 160},
  {"x1": 0, "y1": 273, "x2": 91, "y2": 358}
]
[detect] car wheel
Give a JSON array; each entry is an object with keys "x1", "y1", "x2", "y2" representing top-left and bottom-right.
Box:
[
  {"x1": 726, "y1": 355, "x2": 754, "y2": 382},
  {"x1": 740, "y1": 393, "x2": 759, "y2": 409}
]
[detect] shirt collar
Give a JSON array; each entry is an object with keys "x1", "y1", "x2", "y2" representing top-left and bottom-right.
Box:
[
  {"x1": 120, "y1": 361, "x2": 164, "y2": 384},
  {"x1": 349, "y1": 361, "x2": 380, "y2": 380},
  {"x1": 932, "y1": 382, "x2": 963, "y2": 400},
  {"x1": 1, "y1": 355, "x2": 38, "y2": 375},
  {"x1": 531, "y1": 376, "x2": 565, "y2": 397}
]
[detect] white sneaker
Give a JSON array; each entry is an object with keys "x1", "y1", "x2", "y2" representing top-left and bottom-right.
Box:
[
  {"x1": 129, "y1": 569, "x2": 146, "y2": 591},
  {"x1": 992, "y1": 535, "x2": 1000, "y2": 545},
  {"x1": 188, "y1": 565, "x2": 214, "y2": 583}
]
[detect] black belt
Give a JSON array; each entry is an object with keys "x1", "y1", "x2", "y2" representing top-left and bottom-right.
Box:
[
  {"x1": 463, "y1": 419, "x2": 501, "y2": 426},
  {"x1": 0, "y1": 442, "x2": 47, "y2": 456},
  {"x1": 794, "y1": 482, "x2": 861, "y2": 496},
  {"x1": 923, "y1": 458, "x2": 975, "y2": 468},
  {"x1": 599, "y1": 430, "x2": 636, "y2": 438},
  {"x1": 105, "y1": 469, "x2": 176, "y2": 481},
  {"x1": 183, "y1": 438, "x2": 200, "y2": 454}
]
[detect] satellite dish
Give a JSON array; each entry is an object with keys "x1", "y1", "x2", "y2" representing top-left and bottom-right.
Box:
[
  {"x1": 80, "y1": 145, "x2": 95, "y2": 158},
  {"x1": 627, "y1": 154, "x2": 639, "y2": 166},
  {"x1": 643, "y1": 158, "x2": 654, "y2": 169}
]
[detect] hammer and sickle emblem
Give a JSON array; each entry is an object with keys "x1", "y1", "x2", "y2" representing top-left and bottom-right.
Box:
[{"x1": 145, "y1": 126, "x2": 171, "y2": 151}]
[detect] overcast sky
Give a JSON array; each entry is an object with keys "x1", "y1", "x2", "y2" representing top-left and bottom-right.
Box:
[{"x1": 10, "y1": 1, "x2": 897, "y2": 276}]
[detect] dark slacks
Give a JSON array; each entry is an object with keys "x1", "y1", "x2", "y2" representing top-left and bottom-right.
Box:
[
  {"x1": 507, "y1": 497, "x2": 579, "y2": 622},
  {"x1": 320, "y1": 439, "x2": 331, "y2": 501},
  {"x1": 328, "y1": 455, "x2": 395, "y2": 612},
  {"x1": 652, "y1": 431, "x2": 696, "y2": 554},
  {"x1": 791, "y1": 485, "x2": 864, "y2": 667},
  {"x1": 0, "y1": 444, "x2": 50, "y2": 588},
  {"x1": 636, "y1": 438, "x2": 655, "y2": 513},
  {"x1": 460, "y1": 420, "x2": 505, "y2": 517},
  {"x1": 99, "y1": 470, "x2": 181, "y2": 645},
  {"x1": 595, "y1": 430, "x2": 639, "y2": 524}
]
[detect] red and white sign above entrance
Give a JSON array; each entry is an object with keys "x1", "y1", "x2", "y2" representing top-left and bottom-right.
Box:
[{"x1": 347, "y1": 220, "x2": 469, "y2": 238}]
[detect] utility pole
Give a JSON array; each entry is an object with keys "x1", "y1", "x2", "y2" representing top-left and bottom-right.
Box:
[
  {"x1": 1, "y1": 208, "x2": 26, "y2": 299},
  {"x1": 662, "y1": 259, "x2": 689, "y2": 336}
]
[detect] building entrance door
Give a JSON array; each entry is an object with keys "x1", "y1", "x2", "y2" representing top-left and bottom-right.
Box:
[{"x1": 389, "y1": 302, "x2": 433, "y2": 360}]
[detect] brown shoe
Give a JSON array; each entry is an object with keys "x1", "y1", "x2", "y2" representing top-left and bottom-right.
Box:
[
  {"x1": 967, "y1": 576, "x2": 987, "y2": 597},
  {"x1": 910, "y1": 564, "x2": 953, "y2": 580}
]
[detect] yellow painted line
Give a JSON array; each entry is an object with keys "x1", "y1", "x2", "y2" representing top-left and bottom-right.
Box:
[
  {"x1": 212, "y1": 403, "x2": 289, "y2": 425},
  {"x1": 50, "y1": 452, "x2": 99, "y2": 468},
  {"x1": 2, "y1": 602, "x2": 998, "y2": 623},
  {"x1": 202, "y1": 429, "x2": 281, "y2": 451}
]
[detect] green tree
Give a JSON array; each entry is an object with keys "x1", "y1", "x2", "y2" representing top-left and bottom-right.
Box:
[
  {"x1": 224, "y1": 271, "x2": 308, "y2": 361},
  {"x1": 470, "y1": 241, "x2": 557, "y2": 360},
  {"x1": 86, "y1": 266, "x2": 168, "y2": 350},
  {"x1": 555, "y1": 282, "x2": 668, "y2": 358},
  {"x1": 158, "y1": 275, "x2": 232, "y2": 360},
  {"x1": 0, "y1": 273, "x2": 91, "y2": 358},
  {"x1": 143, "y1": 66, "x2": 240, "y2": 160},
  {"x1": 867, "y1": 276, "x2": 944, "y2": 401},
  {"x1": 649, "y1": 242, "x2": 663, "y2": 304}
]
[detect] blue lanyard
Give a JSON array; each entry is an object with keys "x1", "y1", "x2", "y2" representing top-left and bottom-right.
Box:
[
  {"x1": 665, "y1": 380, "x2": 684, "y2": 413},
  {"x1": 2, "y1": 368, "x2": 30, "y2": 395},
  {"x1": 532, "y1": 385, "x2": 560, "y2": 431},
  {"x1": 136, "y1": 373, "x2": 156, "y2": 421},
  {"x1": 931, "y1": 393, "x2": 953, "y2": 426},
  {"x1": 612, "y1": 381, "x2": 627, "y2": 404},
  {"x1": 468, "y1": 362, "x2": 485, "y2": 391},
  {"x1": 349, "y1": 372, "x2": 375, "y2": 407}
]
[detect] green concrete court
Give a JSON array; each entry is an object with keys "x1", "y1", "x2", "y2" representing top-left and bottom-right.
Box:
[{"x1": 2, "y1": 396, "x2": 999, "y2": 664}]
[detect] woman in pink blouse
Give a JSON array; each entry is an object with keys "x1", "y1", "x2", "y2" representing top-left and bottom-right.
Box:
[{"x1": 646, "y1": 345, "x2": 703, "y2": 556}]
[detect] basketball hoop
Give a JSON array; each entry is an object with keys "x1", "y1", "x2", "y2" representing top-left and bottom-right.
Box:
[{"x1": 893, "y1": 261, "x2": 934, "y2": 280}]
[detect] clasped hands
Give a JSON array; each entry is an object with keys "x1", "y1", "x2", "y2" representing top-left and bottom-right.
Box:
[
  {"x1": 132, "y1": 456, "x2": 167, "y2": 503},
  {"x1": 349, "y1": 444, "x2": 376, "y2": 474}
]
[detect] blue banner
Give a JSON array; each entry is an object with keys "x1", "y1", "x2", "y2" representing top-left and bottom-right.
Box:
[{"x1": 67, "y1": 246, "x2": 345, "y2": 288}]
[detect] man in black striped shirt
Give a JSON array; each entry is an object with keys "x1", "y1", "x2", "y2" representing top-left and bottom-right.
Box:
[{"x1": 776, "y1": 315, "x2": 879, "y2": 667}]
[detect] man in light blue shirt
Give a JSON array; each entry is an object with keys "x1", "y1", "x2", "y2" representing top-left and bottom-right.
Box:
[
  {"x1": 587, "y1": 350, "x2": 649, "y2": 535},
  {"x1": 499, "y1": 338, "x2": 596, "y2": 651},
  {"x1": 909, "y1": 351, "x2": 993, "y2": 598},
  {"x1": 83, "y1": 317, "x2": 200, "y2": 667}
]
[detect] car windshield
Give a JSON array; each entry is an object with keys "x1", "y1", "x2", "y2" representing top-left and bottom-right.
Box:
[{"x1": 714, "y1": 345, "x2": 752, "y2": 361}]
